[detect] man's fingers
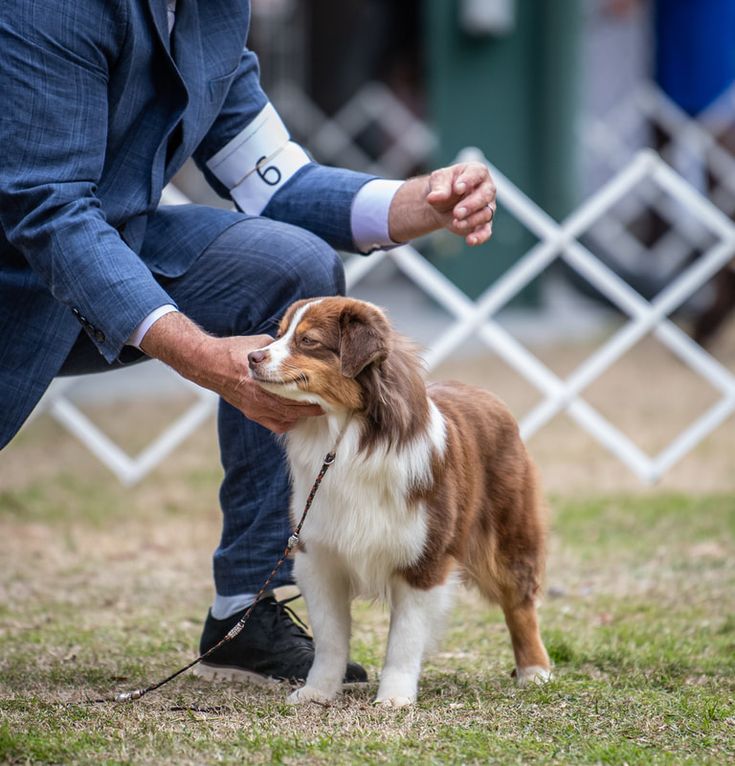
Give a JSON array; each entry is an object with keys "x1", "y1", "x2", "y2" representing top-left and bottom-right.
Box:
[
  {"x1": 260, "y1": 417, "x2": 298, "y2": 434},
  {"x1": 453, "y1": 205, "x2": 495, "y2": 232},
  {"x1": 453, "y1": 184, "x2": 496, "y2": 220},
  {"x1": 426, "y1": 165, "x2": 496, "y2": 246},
  {"x1": 248, "y1": 408, "x2": 310, "y2": 433},
  {"x1": 241, "y1": 383, "x2": 323, "y2": 432},
  {"x1": 264, "y1": 397, "x2": 323, "y2": 420},
  {"x1": 249, "y1": 333, "x2": 275, "y2": 347},
  {"x1": 266, "y1": 392, "x2": 323, "y2": 418},
  {"x1": 426, "y1": 167, "x2": 457, "y2": 202},
  {"x1": 466, "y1": 222, "x2": 493, "y2": 246},
  {"x1": 283, "y1": 402, "x2": 323, "y2": 418},
  {"x1": 453, "y1": 163, "x2": 491, "y2": 194},
  {"x1": 254, "y1": 385, "x2": 319, "y2": 411},
  {"x1": 426, "y1": 162, "x2": 496, "y2": 215}
]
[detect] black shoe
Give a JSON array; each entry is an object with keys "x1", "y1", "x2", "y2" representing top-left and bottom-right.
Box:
[{"x1": 193, "y1": 595, "x2": 368, "y2": 685}]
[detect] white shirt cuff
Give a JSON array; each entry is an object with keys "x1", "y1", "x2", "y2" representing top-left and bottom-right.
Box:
[
  {"x1": 351, "y1": 179, "x2": 404, "y2": 254},
  {"x1": 126, "y1": 305, "x2": 179, "y2": 348}
]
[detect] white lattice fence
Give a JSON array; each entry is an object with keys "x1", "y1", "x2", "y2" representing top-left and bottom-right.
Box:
[
  {"x1": 25, "y1": 146, "x2": 735, "y2": 485},
  {"x1": 583, "y1": 81, "x2": 735, "y2": 281},
  {"x1": 348, "y1": 148, "x2": 735, "y2": 483},
  {"x1": 27, "y1": 373, "x2": 218, "y2": 487}
]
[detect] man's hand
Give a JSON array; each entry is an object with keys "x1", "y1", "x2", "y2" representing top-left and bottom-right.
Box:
[
  {"x1": 388, "y1": 162, "x2": 496, "y2": 246},
  {"x1": 140, "y1": 312, "x2": 322, "y2": 433}
]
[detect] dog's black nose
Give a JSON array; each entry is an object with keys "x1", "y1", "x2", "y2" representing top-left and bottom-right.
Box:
[{"x1": 248, "y1": 350, "x2": 268, "y2": 368}]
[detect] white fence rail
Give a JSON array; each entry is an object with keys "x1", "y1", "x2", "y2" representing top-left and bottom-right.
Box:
[
  {"x1": 583, "y1": 82, "x2": 735, "y2": 282},
  {"x1": 26, "y1": 147, "x2": 735, "y2": 486}
]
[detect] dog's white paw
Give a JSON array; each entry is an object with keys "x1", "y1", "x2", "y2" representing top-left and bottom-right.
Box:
[
  {"x1": 375, "y1": 695, "x2": 415, "y2": 708},
  {"x1": 515, "y1": 665, "x2": 552, "y2": 686},
  {"x1": 287, "y1": 686, "x2": 335, "y2": 706}
]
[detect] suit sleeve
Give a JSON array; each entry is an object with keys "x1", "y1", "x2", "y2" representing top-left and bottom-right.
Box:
[
  {"x1": 0, "y1": 1, "x2": 176, "y2": 363},
  {"x1": 193, "y1": 48, "x2": 378, "y2": 253}
]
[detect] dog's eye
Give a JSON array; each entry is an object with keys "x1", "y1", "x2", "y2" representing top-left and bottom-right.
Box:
[{"x1": 300, "y1": 335, "x2": 318, "y2": 347}]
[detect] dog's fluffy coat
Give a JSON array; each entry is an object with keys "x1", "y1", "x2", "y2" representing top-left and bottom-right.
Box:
[{"x1": 249, "y1": 297, "x2": 551, "y2": 706}]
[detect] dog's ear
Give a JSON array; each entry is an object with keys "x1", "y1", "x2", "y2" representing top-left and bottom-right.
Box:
[{"x1": 339, "y1": 304, "x2": 390, "y2": 378}]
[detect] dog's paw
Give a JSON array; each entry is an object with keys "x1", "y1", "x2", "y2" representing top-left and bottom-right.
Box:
[
  {"x1": 286, "y1": 686, "x2": 335, "y2": 706},
  {"x1": 374, "y1": 695, "x2": 415, "y2": 708},
  {"x1": 515, "y1": 665, "x2": 552, "y2": 686}
]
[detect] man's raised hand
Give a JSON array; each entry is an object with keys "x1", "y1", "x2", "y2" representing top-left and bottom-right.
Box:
[{"x1": 388, "y1": 161, "x2": 497, "y2": 246}]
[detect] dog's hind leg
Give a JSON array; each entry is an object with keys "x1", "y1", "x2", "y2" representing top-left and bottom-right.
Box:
[
  {"x1": 376, "y1": 576, "x2": 456, "y2": 708},
  {"x1": 288, "y1": 548, "x2": 352, "y2": 705},
  {"x1": 500, "y1": 593, "x2": 551, "y2": 685},
  {"x1": 466, "y1": 550, "x2": 551, "y2": 685}
]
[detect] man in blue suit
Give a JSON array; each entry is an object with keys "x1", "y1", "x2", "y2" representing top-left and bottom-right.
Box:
[{"x1": 0, "y1": 0, "x2": 496, "y2": 684}]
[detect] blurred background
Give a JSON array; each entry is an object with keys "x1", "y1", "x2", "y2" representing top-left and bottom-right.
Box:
[{"x1": 6, "y1": 0, "x2": 735, "y2": 492}]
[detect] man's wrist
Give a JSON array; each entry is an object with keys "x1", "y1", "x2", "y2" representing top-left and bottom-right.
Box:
[
  {"x1": 127, "y1": 305, "x2": 179, "y2": 348},
  {"x1": 387, "y1": 175, "x2": 440, "y2": 243},
  {"x1": 139, "y1": 311, "x2": 218, "y2": 386}
]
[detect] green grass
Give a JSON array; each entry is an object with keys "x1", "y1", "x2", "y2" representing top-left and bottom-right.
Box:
[{"x1": 1, "y1": 478, "x2": 734, "y2": 765}]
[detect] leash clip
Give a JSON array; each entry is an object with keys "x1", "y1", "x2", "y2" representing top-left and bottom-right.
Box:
[
  {"x1": 323, "y1": 452, "x2": 336, "y2": 466},
  {"x1": 287, "y1": 533, "x2": 300, "y2": 550},
  {"x1": 115, "y1": 689, "x2": 145, "y2": 702}
]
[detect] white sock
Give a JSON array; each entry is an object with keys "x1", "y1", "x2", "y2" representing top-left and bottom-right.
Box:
[{"x1": 211, "y1": 592, "x2": 264, "y2": 620}]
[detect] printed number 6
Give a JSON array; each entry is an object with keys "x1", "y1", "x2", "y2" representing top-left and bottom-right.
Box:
[{"x1": 257, "y1": 156, "x2": 282, "y2": 187}]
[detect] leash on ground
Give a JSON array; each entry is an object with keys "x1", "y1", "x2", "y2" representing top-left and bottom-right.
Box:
[{"x1": 84, "y1": 447, "x2": 339, "y2": 705}]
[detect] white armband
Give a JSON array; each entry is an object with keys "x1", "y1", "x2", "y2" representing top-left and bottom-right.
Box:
[{"x1": 206, "y1": 103, "x2": 310, "y2": 215}]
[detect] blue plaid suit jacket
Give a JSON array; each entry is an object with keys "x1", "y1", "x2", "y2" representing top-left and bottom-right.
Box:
[{"x1": 0, "y1": 0, "x2": 374, "y2": 448}]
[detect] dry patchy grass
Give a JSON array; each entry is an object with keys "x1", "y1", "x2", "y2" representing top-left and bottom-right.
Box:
[{"x1": 0, "y1": 470, "x2": 734, "y2": 764}]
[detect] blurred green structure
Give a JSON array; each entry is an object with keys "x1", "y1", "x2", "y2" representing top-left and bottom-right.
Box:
[{"x1": 426, "y1": 0, "x2": 581, "y2": 300}]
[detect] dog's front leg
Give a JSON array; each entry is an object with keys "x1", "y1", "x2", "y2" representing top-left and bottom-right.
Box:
[
  {"x1": 287, "y1": 548, "x2": 351, "y2": 705},
  {"x1": 376, "y1": 577, "x2": 455, "y2": 708}
]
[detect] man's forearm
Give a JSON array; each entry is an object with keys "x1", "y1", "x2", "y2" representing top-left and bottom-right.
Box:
[{"x1": 139, "y1": 311, "x2": 217, "y2": 387}]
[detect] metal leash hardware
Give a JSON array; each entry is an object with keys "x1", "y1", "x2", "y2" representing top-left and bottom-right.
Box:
[{"x1": 112, "y1": 448, "x2": 338, "y2": 704}]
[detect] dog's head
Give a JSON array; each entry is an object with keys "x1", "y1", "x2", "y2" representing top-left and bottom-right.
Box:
[{"x1": 248, "y1": 297, "x2": 393, "y2": 411}]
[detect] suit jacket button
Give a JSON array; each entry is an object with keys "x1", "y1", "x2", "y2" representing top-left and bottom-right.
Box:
[
  {"x1": 72, "y1": 307, "x2": 80, "y2": 317},
  {"x1": 94, "y1": 329, "x2": 106, "y2": 343}
]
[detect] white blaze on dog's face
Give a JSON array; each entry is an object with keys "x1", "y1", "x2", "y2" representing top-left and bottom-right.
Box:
[{"x1": 247, "y1": 297, "x2": 390, "y2": 411}]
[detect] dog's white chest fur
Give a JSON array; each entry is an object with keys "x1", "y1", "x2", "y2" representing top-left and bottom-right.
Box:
[{"x1": 285, "y1": 404, "x2": 446, "y2": 598}]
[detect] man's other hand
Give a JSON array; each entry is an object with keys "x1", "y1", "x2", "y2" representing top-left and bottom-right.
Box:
[
  {"x1": 388, "y1": 161, "x2": 497, "y2": 246},
  {"x1": 140, "y1": 313, "x2": 322, "y2": 433}
]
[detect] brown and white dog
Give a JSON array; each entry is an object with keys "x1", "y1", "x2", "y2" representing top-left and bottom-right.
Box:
[{"x1": 248, "y1": 297, "x2": 551, "y2": 707}]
